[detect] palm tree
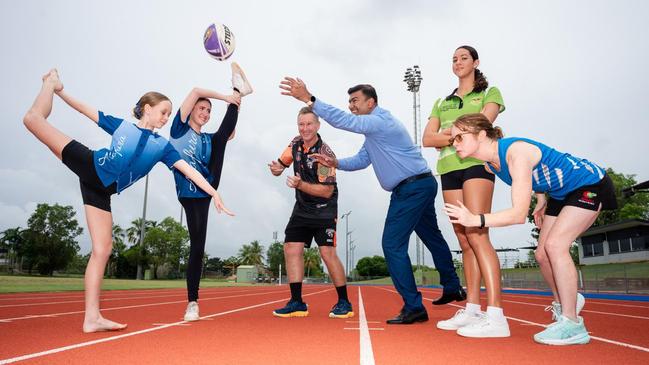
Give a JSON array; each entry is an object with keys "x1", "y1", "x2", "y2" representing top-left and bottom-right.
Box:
[
  {"x1": 223, "y1": 256, "x2": 241, "y2": 277},
  {"x1": 303, "y1": 247, "x2": 322, "y2": 278},
  {"x1": 238, "y1": 240, "x2": 265, "y2": 266}
]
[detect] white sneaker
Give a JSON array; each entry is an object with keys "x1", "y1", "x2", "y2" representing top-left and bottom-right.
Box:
[
  {"x1": 545, "y1": 293, "x2": 585, "y2": 321},
  {"x1": 231, "y1": 62, "x2": 253, "y2": 96},
  {"x1": 437, "y1": 309, "x2": 482, "y2": 330},
  {"x1": 456, "y1": 314, "x2": 511, "y2": 338},
  {"x1": 184, "y1": 301, "x2": 199, "y2": 321}
]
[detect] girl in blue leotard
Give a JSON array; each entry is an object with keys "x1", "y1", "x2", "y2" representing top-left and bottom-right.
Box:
[
  {"x1": 444, "y1": 113, "x2": 616, "y2": 345},
  {"x1": 170, "y1": 62, "x2": 252, "y2": 321},
  {"x1": 23, "y1": 70, "x2": 233, "y2": 333}
]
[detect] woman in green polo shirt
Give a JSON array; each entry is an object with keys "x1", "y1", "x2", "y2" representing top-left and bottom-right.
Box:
[{"x1": 423, "y1": 45, "x2": 508, "y2": 338}]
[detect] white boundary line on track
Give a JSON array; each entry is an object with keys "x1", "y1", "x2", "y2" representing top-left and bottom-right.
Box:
[
  {"x1": 0, "y1": 288, "x2": 292, "y2": 322},
  {"x1": 0, "y1": 286, "x2": 283, "y2": 302},
  {"x1": 0, "y1": 288, "x2": 331, "y2": 364},
  {"x1": 358, "y1": 287, "x2": 376, "y2": 365},
  {"x1": 417, "y1": 288, "x2": 649, "y2": 309},
  {"x1": 417, "y1": 288, "x2": 649, "y2": 319},
  {"x1": 0, "y1": 287, "x2": 284, "y2": 308},
  {"x1": 375, "y1": 286, "x2": 649, "y2": 353}
]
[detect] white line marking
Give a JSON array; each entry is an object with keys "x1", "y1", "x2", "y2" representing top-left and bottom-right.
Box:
[
  {"x1": 0, "y1": 288, "x2": 294, "y2": 322},
  {"x1": 344, "y1": 327, "x2": 384, "y2": 331},
  {"x1": 358, "y1": 287, "x2": 376, "y2": 365},
  {"x1": 500, "y1": 299, "x2": 649, "y2": 320},
  {"x1": 375, "y1": 286, "x2": 649, "y2": 353},
  {"x1": 0, "y1": 289, "x2": 331, "y2": 364}
]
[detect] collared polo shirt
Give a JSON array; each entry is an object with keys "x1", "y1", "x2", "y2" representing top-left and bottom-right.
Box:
[{"x1": 429, "y1": 86, "x2": 505, "y2": 175}]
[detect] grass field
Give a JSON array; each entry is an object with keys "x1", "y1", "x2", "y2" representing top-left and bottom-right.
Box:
[{"x1": 0, "y1": 275, "x2": 252, "y2": 293}]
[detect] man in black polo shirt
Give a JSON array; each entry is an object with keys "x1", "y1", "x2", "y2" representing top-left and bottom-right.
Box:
[{"x1": 268, "y1": 107, "x2": 353, "y2": 318}]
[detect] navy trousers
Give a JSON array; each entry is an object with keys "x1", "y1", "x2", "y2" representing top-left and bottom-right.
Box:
[{"x1": 382, "y1": 176, "x2": 460, "y2": 311}]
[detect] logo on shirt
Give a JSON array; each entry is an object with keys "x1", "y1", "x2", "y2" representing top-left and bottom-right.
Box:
[
  {"x1": 578, "y1": 191, "x2": 597, "y2": 205},
  {"x1": 325, "y1": 228, "x2": 336, "y2": 243},
  {"x1": 97, "y1": 135, "x2": 126, "y2": 166}
]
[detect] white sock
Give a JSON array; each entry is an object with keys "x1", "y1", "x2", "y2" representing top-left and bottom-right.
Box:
[
  {"x1": 486, "y1": 306, "x2": 506, "y2": 322},
  {"x1": 465, "y1": 302, "x2": 481, "y2": 314}
]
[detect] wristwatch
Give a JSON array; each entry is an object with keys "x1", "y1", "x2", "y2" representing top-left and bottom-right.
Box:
[{"x1": 306, "y1": 95, "x2": 316, "y2": 107}]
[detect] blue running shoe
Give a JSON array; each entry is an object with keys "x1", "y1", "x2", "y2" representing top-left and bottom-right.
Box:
[
  {"x1": 534, "y1": 315, "x2": 590, "y2": 345},
  {"x1": 329, "y1": 299, "x2": 354, "y2": 319},
  {"x1": 273, "y1": 300, "x2": 308, "y2": 318}
]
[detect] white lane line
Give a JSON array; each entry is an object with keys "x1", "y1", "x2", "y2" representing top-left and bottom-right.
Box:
[
  {"x1": 0, "y1": 287, "x2": 311, "y2": 322},
  {"x1": 0, "y1": 288, "x2": 275, "y2": 308},
  {"x1": 358, "y1": 287, "x2": 376, "y2": 365},
  {"x1": 375, "y1": 286, "x2": 649, "y2": 353},
  {"x1": 499, "y1": 299, "x2": 649, "y2": 320},
  {"x1": 0, "y1": 289, "x2": 331, "y2": 364},
  {"x1": 419, "y1": 288, "x2": 649, "y2": 309}
]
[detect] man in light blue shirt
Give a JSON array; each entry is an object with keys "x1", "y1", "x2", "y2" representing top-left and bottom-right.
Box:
[{"x1": 280, "y1": 78, "x2": 465, "y2": 324}]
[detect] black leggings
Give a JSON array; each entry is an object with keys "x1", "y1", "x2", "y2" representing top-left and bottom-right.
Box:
[{"x1": 182, "y1": 103, "x2": 238, "y2": 302}]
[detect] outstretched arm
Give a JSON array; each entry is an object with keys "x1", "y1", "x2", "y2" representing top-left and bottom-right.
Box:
[
  {"x1": 179, "y1": 87, "x2": 240, "y2": 122},
  {"x1": 279, "y1": 77, "x2": 383, "y2": 135},
  {"x1": 173, "y1": 160, "x2": 235, "y2": 216},
  {"x1": 312, "y1": 145, "x2": 371, "y2": 171},
  {"x1": 56, "y1": 89, "x2": 99, "y2": 124},
  {"x1": 444, "y1": 143, "x2": 539, "y2": 227}
]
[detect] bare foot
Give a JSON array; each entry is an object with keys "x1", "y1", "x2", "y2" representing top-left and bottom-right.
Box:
[
  {"x1": 83, "y1": 317, "x2": 128, "y2": 333},
  {"x1": 43, "y1": 69, "x2": 64, "y2": 92}
]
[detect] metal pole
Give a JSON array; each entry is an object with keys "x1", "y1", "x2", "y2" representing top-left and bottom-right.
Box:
[
  {"x1": 341, "y1": 211, "x2": 351, "y2": 277},
  {"x1": 136, "y1": 174, "x2": 149, "y2": 280},
  {"x1": 179, "y1": 206, "x2": 184, "y2": 226}
]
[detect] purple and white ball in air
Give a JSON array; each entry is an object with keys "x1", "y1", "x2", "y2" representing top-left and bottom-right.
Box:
[{"x1": 203, "y1": 23, "x2": 236, "y2": 61}]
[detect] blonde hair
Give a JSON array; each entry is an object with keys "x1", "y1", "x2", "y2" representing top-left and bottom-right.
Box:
[
  {"x1": 297, "y1": 106, "x2": 319, "y2": 122},
  {"x1": 133, "y1": 92, "x2": 171, "y2": 119},
  {"x1": 454, "y1": 113, "x2": 504, "y2": 140}
]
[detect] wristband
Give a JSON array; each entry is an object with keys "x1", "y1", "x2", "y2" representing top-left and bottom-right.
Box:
[{"x1": 479, "y1": 214, "x2": 485, "y2": 229}]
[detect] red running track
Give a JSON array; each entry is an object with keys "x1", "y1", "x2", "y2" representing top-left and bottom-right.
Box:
[{"x1": 0, "y1": 285, "x2": 648, "y2": 364}]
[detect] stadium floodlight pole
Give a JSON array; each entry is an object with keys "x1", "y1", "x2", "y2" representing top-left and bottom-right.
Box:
[
  {"x1": 349, "y1": 240, "x2": 356, "y2": 275},
  {"x1": 136, "y1": 174, "x2": 150, "y2": 280},
  {"x1": 403, "y1": 65, "x2": 424, "y2": 273},
  {"x1": 341, "y1": 211, "x2": 351, "y2": 277}
]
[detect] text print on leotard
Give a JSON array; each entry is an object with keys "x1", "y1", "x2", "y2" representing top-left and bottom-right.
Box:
[
  {"x1": 97, "y1": 135, "x2": 127, "y2": 166},
  {"x1": 182, "y1": 132, "x2": 200, "y2": 193}
]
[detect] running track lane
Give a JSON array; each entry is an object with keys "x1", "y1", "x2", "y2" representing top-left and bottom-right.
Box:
[
  {"x1": 1, "y1": 285, "x2": 649, "y2": 364},
  {"x1": 0, "y1": 286, "x2": 359, "y2": 364}
]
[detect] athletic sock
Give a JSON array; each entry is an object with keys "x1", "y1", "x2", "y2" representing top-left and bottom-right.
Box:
[
  {"x1": 335, "y1": 285, "x2": 349, "y2": 302},
  {"x1": 486, "y1": 306, "x2": 506, "y2": 322},
  {"x1": 465, "y1": 302, "x2": 481, "y2": 314},
  {"x1": 289, "y1": 282, "x2": 303, "y2": 303}
]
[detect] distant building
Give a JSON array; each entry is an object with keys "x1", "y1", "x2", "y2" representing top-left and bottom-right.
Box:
[
  {"x1": 578, "y1": 219, "x2": 649, "y2": 265},
  {"x1": 236, "y1": 265, "x2": 259, "y2": 283}
]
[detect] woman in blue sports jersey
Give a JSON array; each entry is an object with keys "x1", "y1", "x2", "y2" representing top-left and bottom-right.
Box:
[
  {"x1": 23, "y1": 69, "x2": 234, "y2": 333},
  {"x1": 443, "y1": 113, "x2": 616, "y2": 346},
  {"x1": 170, "y1": 62, "x2": 252, "y2": 321}
]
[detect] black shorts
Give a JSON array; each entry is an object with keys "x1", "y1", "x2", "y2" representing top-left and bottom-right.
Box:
[
  {"x1": 545, "y1": 174, "x2": 617, "y2": 217},
  {"x1": 284, "y1": 215, "x2": 337, "y2": 248},
  {"x1": 441, "y1": 164, "x2": 495, "y2": 190},
  {"x1": 61, "y1": 140, "x2": 117, "y2": 212}
]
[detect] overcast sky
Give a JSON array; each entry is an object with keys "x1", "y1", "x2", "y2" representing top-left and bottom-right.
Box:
[{"x1": 1, "y1": 0, "x2": 648, "y2": 269}]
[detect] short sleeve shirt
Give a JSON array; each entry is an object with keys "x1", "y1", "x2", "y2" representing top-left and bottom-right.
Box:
[
  {"x1": 429, "y1": 86, "x2": 505, "y2": 175},
  {"x1": 278, "y1": 134, "x2": 338, "y2": 219},
  {"x1": 93, "y1": 112, "x2": 181, "y2": 193}
]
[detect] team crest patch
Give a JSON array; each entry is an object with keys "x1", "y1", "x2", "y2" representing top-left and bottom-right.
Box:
[
  {"x1": 578, "y1": 191, "x2": 597, "y2": 205},
  {"x1": 470, "y1": 97, "x2": 482, "y2": 106},
  {"x1": 326, "y1": 228, "x2": 336, "y2": 242}
]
